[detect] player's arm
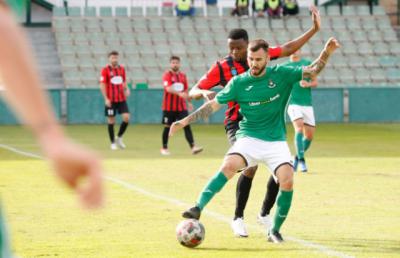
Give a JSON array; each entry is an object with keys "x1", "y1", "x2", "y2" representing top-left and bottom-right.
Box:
[
  {"x1": 99, "y1": 80, "x2": 111, "y2": 107},
  {"x1": 300, "y1": 77, "x2": 318, "y2": 88},
  {"x1": 303, "y1": 38, "x2": 340, "y2": 81},
  {"x1": 279, "y1": 6, "x2": 321, "y2": 57},
  {"x1": 0, "y1": 5, "x2": 103, "y2": 208},
  {"x1": 169, "y1": 99, "x2": 221, "y2": 136},
  {"x1": 163, "y1": 73, "x2": 188, "y2": 99},
  {"x1": 189, "y1": 64, "x2": 220, "y2": 101},
  {"x1": 122, "y1": 67, "x2": 130, "y2": 97}
]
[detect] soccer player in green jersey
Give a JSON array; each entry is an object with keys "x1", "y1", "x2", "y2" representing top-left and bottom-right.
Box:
[
  {"x1": 285, "y1": 50, "x2": 318, "y2": 172},
  {"x1": 170, "y1": 38, "x2": 340, "y2": 243}
]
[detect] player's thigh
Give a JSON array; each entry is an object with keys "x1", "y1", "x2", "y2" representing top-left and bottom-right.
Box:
[
  {"x1": 105, "y1": 104, "x2": 116, "y2": 122},
  {"x1": 262, "y1": 141, "x2": 293, "y2": 183},
  {"x1": 177, "y1": 110, "x2": 189, "y2": 121},
  {"x1": 162, "y1": 111, "x2": 176, "y2": 126},
  {"x1": 302, "y1": 106, "x2": 316, "y2": 128},
  {"x1": 292, "y1": 118, "x2": 305, "y2": 132},
  {"x1": 220, "y1": 154, "x2": 247, "y2": 179}
]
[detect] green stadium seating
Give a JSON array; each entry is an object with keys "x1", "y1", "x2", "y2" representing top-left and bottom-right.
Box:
[
  {"x1": 84, "y1": 7, "x2": 96, "y2": 17},
  {"x1": 131, "y1": 7, "x2": 144, "y2": 16},
  {"x1": 68, "y1": 7, "x2": 81, "y2": 17},
  {"x1": 342, "y1": 5, "x2": 357, "y2": 16},
  {"x1": 146, "y1": 7, "x2": 159, "y2": 16},
  {"x1": 161, "y1": 6, "x2": 174, "y2": 17},
  {"x1": 53, "y1": 7, "x2": 66, "y2": 17},
  {"x1": 116, "y1": 7, "x2": 128, "y2": 17},
  {"x1": 99, "y1": 7, "x2": 112, "y2": 17},
  {"x1": 327, "y1": 5, "x2": 340, "y2": 16}
]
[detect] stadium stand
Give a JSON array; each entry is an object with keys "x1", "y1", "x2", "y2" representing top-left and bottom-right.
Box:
[{"x1": 51, "y1": 3, "x2": 400, "y2": 89}]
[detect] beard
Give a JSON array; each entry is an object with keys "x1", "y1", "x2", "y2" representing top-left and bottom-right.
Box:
[
  {"x1": 251, "y1": 64, "x2": 266, "y2": 76},
  {"x1": 111, "y1": 61, "x2": 119, "y2": 67},
  {"x1": 171, "y1": 67, "x2": 179, "y2": 72}
]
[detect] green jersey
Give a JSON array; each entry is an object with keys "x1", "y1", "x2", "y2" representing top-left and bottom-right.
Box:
[
  {"x1": 216, "y1": 65, "x2": 303, "y2": 142},
  {"x1": 284, "y1": 58, "x2": 313, "y2": 106}
]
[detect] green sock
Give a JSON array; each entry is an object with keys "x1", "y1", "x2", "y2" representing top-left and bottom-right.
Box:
[
  {"x1": 295, "y1": 132, "x2": 304, "y2": 159},
  {"x1": 271, "y1": 190, "x2": 293, "y2": 233},
  {"x1": 303, "y1": 138, "x2": 312, "y2": 152},
  {"x1": 196, "y1": 171, "x2": 228, "y2": 210}
]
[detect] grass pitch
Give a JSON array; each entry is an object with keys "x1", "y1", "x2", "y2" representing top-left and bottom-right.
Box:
[{"x1": 0, "y1": 124, "x2": 399, "y2": 258}]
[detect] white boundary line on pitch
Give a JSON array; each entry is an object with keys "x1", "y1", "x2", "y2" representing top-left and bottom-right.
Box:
[{"x1": 0, "y1": 144, "x2": 354, "y2": 258}]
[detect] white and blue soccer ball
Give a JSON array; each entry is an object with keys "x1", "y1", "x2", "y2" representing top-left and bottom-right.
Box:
[{"x1": 176, "y1": 219, "x2": 205, "y2": 248}]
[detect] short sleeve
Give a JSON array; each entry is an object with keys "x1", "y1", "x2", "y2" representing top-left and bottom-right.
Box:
[
  {"x1": 162, "y1": 72, "x2": 171, "y2": 88},
  {"x1": 268, "y1": 46, "x2": 282, "y2": 60},
  {"x1": 215, "y1": 78, "x2": 237, "y2": 104},
  {"x1": 100, "y1": 68, "x2": 108, "y2": 83},
  {"x1": 197, "y1": 62, "x2": 222, "y2": 90},
  {"x1": 279, "y1": 65, "x2": 303, "y2": 86}
]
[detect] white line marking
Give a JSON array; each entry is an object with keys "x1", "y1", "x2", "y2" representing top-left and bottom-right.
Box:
[{"x1": 0, "y1": 144, "x2": 354, "y2": 258}]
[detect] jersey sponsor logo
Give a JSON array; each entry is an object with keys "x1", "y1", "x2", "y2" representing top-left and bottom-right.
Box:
[
  {"x1": 172, "y1": 82, "x2": 184, "y2": 92},
  {"x1": 248, "y1": 94, "x2": 280, "y2": 106},
  {"x1": 245, "y1": 85, "x2": 254, "y2": 91},
  {"x1": 268, "y1": 79, "x2": 276, "y2": 88},
  {"x1": 110, "y1": 76, "x2": 123, "y2": 85}
]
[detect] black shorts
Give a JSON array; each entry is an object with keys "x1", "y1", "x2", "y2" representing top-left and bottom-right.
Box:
[
  {"x1": 162, "y1": 110, "x2": 189, "y2": 125},
  {"x1": 225, "y1": 120, "x2": 240, "y2": 146},
  {"x1": 105, "y1": 101, "x2": 130, "y2": 117}
]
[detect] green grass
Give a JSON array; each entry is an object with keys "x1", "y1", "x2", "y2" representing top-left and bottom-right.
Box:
[{"x1": 0, "y1": 124, "x2": 400, "y2": 258}]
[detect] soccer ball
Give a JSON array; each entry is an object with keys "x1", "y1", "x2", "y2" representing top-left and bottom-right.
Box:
[{"x1": 176, "y1": 219, "x2": 205, "y2": 248}]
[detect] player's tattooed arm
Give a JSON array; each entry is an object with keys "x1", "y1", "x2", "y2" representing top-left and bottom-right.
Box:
[
  {"x1": 303, "y1": 37, "x2": 340, "y2": 80},
  {"x1": 169, "y1": 100, "x2": 221, "y2": 136}
]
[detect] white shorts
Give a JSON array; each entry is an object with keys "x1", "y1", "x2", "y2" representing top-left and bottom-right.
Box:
[
  {"x1": 287, "y1": 104, "x2": 316, "y2": 127},
  {"x1": 227, "y1": 137, "x2": 293, "y2": 180}
]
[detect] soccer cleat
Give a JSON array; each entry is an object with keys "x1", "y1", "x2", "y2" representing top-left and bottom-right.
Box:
[
  {"x1": 110, "y1": 143, "x2": 118, "y2": 150},
  {"x1": 231, "y1": 217, "x2": 249, "y2": 237},
  {"x1": 299, "y1": 158, "x2": 308, "y2": 172},
  {"x1": 268, "y1": 230, "x2": 284, "y2": 243},
  {"x1": 191, "y1": 146, "x2": 203, "y2": 155},
  {"x1": 257, "y1": 214, "x2": 272, "y2": 230},
  {"x1": 116, "y1": 137, "x2": 126, "y2": 149},
  {"x1": 182, "y1": 206, "x2": 201, "y2": 220},
  {"x1": 160, "y1": 148, "x2": 170, "y2": 155},
  {"x1": 293, "y1": 156, "x2": 299, "y2": 172}
]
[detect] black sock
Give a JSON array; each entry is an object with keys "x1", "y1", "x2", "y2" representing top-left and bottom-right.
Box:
[
  {"x1": 162, "y1": 127, "x2": 170, "y2": 149},
  {"x1": 108, "y1": 124, "x2": 115, "y2": 143},
  {"x1": 234, "y1": 174, "x2": 253, "y2": 219},
  {"x1": 118, "y1": 121, "x2": 129, "y2": 137},
  {"x1": 184, "y1": 125, "x2": 195, "y2": 148},
  {"x1": 260, "y1": 175, "x2": 280, "y2": 216}
]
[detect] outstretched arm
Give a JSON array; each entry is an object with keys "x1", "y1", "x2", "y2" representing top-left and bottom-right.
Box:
[
  {"x1": 189, "y1": 84, "x2": 217, "y2": 101},
  {"x1": 0, "y1": 4, "x2": 103, "y2": 208},
  {"x1": 303, "y1": 38, "x2": 340, "y2": 81},
  {"x1": 169, "y1": 100, "x2": 221, "y2": 136},
  {"x1": 279, "y1": 6, "x2": 321, "y2": 57}
]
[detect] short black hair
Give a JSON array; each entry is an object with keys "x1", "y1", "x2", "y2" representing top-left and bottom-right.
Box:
[
  {"x1": 248, "y1": 39, "x2": 269, "y2": 53},
  {"x1": 228, "y1": 28, "x2": 249, "y2": 41},
  {"x1": 108, "y1": 50, "x2": 119, "y2": 57},
  {"x1": 170, "y1": 55, "x2": 180, "y2": 62}
]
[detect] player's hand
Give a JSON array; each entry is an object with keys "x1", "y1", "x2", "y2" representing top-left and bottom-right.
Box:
[
  {"x1": 324, "y1": 37, "x2": 341, "y2": 55},
  {"x1": 105, "y1": 99, "x2": 111, "y2": 107},
  {"x1": 179, "y1": 92, "x2": 189, "y2": 99},
  {"x1": 310, "y1": 5, "x2": 321, "y2": 31},
  {"x1": 125, "y1": 88, "x2": 131, "y2": 97},
  {"x1": 202, "y1": 91, "x2": 217, "y2": 102},
  {"x1": 41, "y1": 135, "x2": 103, "y2": 209},
  {"x1": 188, "y1": 102, "x2": 194, "y2": 112},
  {"x1": 299, "y1": 80, "x2": 309, "y2": 88},
  {"x1": 169, "y1": 120, "x2": 187, "y2": 137}
]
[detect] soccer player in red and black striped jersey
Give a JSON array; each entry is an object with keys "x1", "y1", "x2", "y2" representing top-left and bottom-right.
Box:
[
  {"x1": 100, "y1": 51, "x2": 130, "y2": 150},
  {"x1": 161, "y1": 56, "x2": 202, "y2": 155},
  {"x1": 189, "y1": 6, "x2": 321, "y2": 237}
]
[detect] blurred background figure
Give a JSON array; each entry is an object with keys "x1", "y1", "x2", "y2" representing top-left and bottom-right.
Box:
[
  {"x1": 266, "y1": 0, "x2": 282, "y2": 18},
  {"x1": 283, "y1": 0, "x2": 299, "y2": 16},
  {"x1": 231, "y1": 0, "x2": 249, "y2": 17}
]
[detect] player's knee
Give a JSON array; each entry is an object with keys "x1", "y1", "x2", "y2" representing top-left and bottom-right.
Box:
[
  {"x1": 123, "y1": 114, "x2": 130, "y2": 122},
  {"x1": 220, "y1": 162, "x2": 239, "y2": 178},
  {"x1": 242, "y1": 166, "x2": 257, "y2": 178},
  {"x1": 279, "y1": 177, "x2": 293, "y2": 190}
]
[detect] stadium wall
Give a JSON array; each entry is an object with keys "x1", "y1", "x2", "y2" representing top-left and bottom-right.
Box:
[{"x1": 0, "y1": 88, "x2": 399, "y2": 124}]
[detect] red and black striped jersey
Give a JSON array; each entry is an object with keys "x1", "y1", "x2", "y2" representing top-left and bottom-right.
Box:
[
  {"x1": 162, "y1": 70, "x2": 189, "y2": 112},
  {"x1": 197, "y1": 46, "x2": 282, "y2": 125},
  {"x1": 100, "y1": 65, "x2": 126, "y2": 103}
]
